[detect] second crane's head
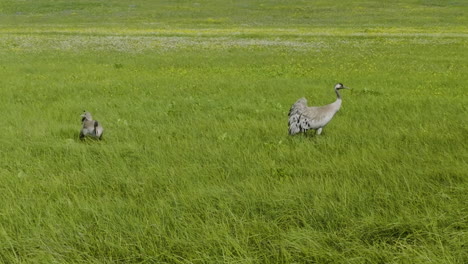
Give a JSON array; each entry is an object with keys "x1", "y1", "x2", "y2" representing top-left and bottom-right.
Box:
[
  {"x1": 81, "y1": 111, "x2": 93, "y2": 122},
  {"x1": 334, "y1": 83, "x2": 350, "y2": 90}
]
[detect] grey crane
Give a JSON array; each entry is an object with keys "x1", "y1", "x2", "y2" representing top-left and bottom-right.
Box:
[
  {"x1": 80, "y1": 111, "x2": 104, "y2": 140},
  {"x1": 288, "y1": 83, "x2": 350, "y2": 136}
]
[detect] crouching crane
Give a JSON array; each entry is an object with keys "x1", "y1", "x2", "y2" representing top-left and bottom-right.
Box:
[
  {"x1": 288, "y1": 83, "x2": 350, "y2": 136},
  {"x1": 80, "y1": 111, "x2": 104, "y2": 140}
]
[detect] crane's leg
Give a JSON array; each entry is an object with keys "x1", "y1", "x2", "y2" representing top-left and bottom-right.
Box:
[{"x1": 316, "y1": 127, "x2": 323, "y2": 135}]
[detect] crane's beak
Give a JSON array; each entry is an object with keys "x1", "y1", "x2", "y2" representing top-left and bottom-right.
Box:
[{"x1": 343, "y1": 86, "x2": 351, "y2": 90}]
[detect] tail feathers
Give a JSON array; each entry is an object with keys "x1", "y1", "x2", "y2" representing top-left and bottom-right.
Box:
[
  {"x1": 93, "y1": 121, "x2": 104, "y2": 139},
  {"x1": 288, "y1": 98, "x2": 307, "y2": 117},
  {"x1": 288, "y1": 98, "x2": 308, "y2": 135},
  {"x1": 288, "y1": 114, "x2": 302, "y2": 135}
]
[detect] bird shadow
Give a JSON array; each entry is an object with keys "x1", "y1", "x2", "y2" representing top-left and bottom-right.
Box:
[
  {"x1": 303, "y1": 130, "x2": 324, "y2": 138},
  {"x1": 287, "y1": 130, "x2": 324, "y2": 140},
  {"x1": 79, "y1": 135, "x2": 105, "y2": 143}
]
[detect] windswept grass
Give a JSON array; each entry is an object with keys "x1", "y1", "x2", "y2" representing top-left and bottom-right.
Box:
[{"x1": 0, "y1": 0, "x2": 467, "y2": 263}]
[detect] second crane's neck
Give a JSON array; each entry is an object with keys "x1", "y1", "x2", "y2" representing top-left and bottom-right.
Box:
[{"x1": 335, "y1": 88, "x2": 342, "y2": 100}]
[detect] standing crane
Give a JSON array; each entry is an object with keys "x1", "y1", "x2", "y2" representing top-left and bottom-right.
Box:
[
  {"x1": 288, "y1": 83, "x2": 350, "y2": 136},
  {"x1": 80, "y1": 111, "x2": 104, "y2": 140}
]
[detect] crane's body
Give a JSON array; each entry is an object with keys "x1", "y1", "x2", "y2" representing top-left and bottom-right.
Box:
[
  {"x1": 80, "y1": 111, "x2": 104, "y2": 140},
  {"x1": 288, "y1": 83, "x2": 349, "y2": 135}
]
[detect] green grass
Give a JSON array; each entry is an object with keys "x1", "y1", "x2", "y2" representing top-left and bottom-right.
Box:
[
  {"x1": 1, "y1": 0, "x2": 467, "y2": 32},
  {"x1": 0, "y1": 0, "x2": 467, "y2": 263}
]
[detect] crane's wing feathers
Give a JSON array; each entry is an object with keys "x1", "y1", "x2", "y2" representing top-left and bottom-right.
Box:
[
  {"x1": 288, "y1": 98, "x2": 311, "y2": 135},
  {"x1": 93, "y1": 120, "x2": 104, "y2": 138},
  {"x1": 288, "y1": 98, "x2": 307, "y2": 126},
  {"x1": 288, "y1": 97, "x2": 307, "y2": 117},
  {"x1": 298, "y1": 109, "x2": 328, "y2": 129}
]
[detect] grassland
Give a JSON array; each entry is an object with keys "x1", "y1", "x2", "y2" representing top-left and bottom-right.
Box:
[{"x1": 0, "y1": 0, "x2": 467, "y2": 263}]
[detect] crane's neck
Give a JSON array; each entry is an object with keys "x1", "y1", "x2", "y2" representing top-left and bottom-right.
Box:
[{"x1": 335, "y1": 88, "x2": 342, "y2": 100}]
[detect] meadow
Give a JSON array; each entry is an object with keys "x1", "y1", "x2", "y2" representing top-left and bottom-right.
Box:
[{"x1": 0, "y1": 0, "x2": 467, "y2": 263}]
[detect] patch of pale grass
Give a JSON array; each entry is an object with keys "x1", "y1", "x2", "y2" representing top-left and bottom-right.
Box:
[
  {"x1": 1, "y1": 26, "x2": 467, "y2": 36},
  {"x1": 0, "y1": 33, "x2": 466, "y2": 54},
  {"x1": 0, "y1": 34, "x2": 329, "y2": 53}
]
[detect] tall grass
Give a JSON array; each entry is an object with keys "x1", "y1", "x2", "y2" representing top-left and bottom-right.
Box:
[{"x1": 0, "y1": 0, "x2": 467, "y2": 263}]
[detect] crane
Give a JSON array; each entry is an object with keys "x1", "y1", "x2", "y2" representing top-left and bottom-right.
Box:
[
  {"x1": 80, "y1": 111, "x2": 104, "y2": 140},
  {"x1": 288, "y1": 83, "x2": 350, "y2": 136}
]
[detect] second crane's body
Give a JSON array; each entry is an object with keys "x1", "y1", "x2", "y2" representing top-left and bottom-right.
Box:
[
  {"x1": 80, "y1": 111, "x2": 104, "y2": 140},
  {"x1": 288, "y1": 83, "x2": 350, "y2": 135}
]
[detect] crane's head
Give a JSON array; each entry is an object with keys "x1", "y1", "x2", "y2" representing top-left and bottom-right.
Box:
[
  {"x1": 81, "y1": 111, "x2": 93, "y2": 122},
  {"x1": 335, "y1": 83, "x2": 350, "y2": 90}
]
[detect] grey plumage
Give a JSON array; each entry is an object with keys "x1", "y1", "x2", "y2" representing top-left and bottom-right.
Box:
[
  {"x1": 80, "y1": 111, "x2": 104, "y2": 140},
  {"x1": 288, "y1": 83, "x2": 350, "y2": 135}
]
